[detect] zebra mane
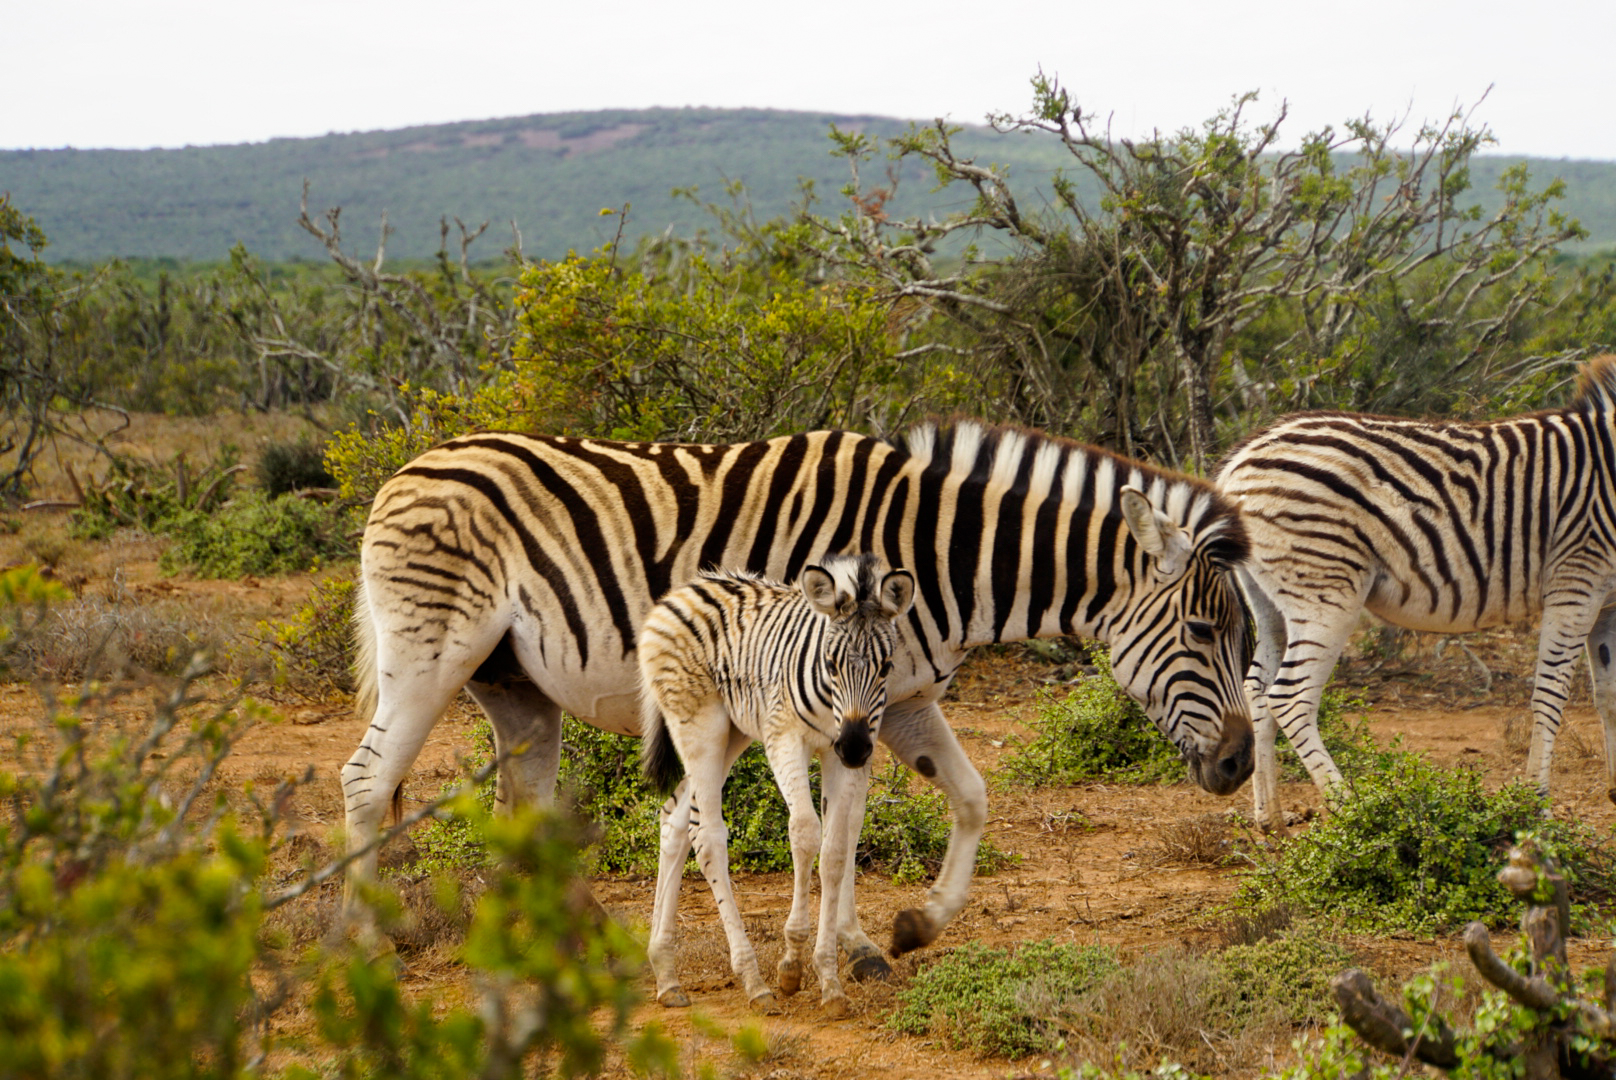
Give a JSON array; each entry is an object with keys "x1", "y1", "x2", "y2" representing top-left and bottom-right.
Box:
[
  {"x1": 1575, "y1": 355, "x2": 1616, "y2": 414},
  {"x1": 890, "y1": 419, "x2": 1249, "y2": 567}
]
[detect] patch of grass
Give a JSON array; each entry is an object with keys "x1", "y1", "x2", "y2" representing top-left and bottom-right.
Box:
[
  {"x1": 890, "y1": 931, "x2": 1351, "y2": 1069},
  {"x1": 1235, "y1": 750, "x2": 1616, "y2": 933},
  {"x1": 5, "y1": 585, "x2": 228, "y2": 681},
  {"x1": 254, "y1": 575, "x2": 356, "y2": 695},
  {"x1": 888, "y1": 939, "x2": 1121, "y2": 1057},
  {"x1": 996, "y1": 647, "x2": 1183, "y2": 788}
]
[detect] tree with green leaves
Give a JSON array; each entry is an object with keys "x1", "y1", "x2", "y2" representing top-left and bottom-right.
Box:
[{"x1": 806, "y1": 79, "x2": 1592, "y2": 471}]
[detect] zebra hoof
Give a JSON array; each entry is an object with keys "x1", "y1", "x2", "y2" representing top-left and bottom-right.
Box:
[
  {"x1": 890, "y1": 908, "x2": 937, "y2": 957},
  {"x1": 657, "y1": 988, "x2": 691, "y2": 1009},
  {"x1": 850, "y1": 952, "x2": 893, "y2": 982},
  {"x1": 749, "y1": 991, "x2": 782, "y2": 1015},
  {"x1": 777, "y1": 958, "x2": 803, "y2": 996},
  {"x1": 821, "y1": 993, "x2": 850, "y2": 1019}
]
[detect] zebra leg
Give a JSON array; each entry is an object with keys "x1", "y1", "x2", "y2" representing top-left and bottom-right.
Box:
[
  {"x1": 813, "y1": 760, "x2": 861, "y2": 1017},
  {"x1": 830, "y1": 764, "x2": 889, "y2": 981},
  {"x1": 1525, "y1": 594, "x2": 1604, "y2": 799},
  {"x1": 759, "y1": 731, "x2": 820, "y2": 1001},
  {"x1": 1259, "y1": 604, "x2": 1355, "y2": 805},
  {"x1": 1587, "y1": 603, "x2": 1616, "y2": 805},
  {"x1": 684, "y1": 709, "x2": 777, "y2": 1012},
  {"x1": 648, "y1": 778, "x2": 695, "y2": 1007},
  {"x1": 650, "y1": 723, "x2": 755, "y2": 1008},
  {"x1": 340, "y1": 620, "x2": 504, "y2": 924},
  {"x1": 1238, "y1": 567, "x2": 1289, "y2": 831},
  {"x1": 463, "y1": 679, "x2": 562, "y2": 811},
  {"x1": 878, "y1": 699, "x2": 986, "y2": 957}
]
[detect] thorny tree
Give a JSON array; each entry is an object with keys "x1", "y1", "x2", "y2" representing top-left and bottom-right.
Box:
[{"x1": 806, "y1": 77, "x2": 1591, "y2": 471}]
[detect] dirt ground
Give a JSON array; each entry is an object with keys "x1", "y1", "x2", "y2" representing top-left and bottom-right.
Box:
[{"x1": 6, "y1": 493, "x2": 1616, "y2": 1079}]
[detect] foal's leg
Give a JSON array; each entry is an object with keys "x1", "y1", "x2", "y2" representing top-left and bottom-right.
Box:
[
  {"x1": 829, "y1": 763, "x2": 886, "y2": 979},
  {"x1": 679, "y1": 705, "x2": 777, "y2": 1012},
  {"x1": 760, "y1": 729, "x2": 820, "y2": 1000},
  {"x1": 1238, "y1": 567, "x2": 1288, "y2": 831},
  {"x1": 650, "y1": 723, "x2": 754, "y2": 1009},
  {"x1": 814, "y1": 760, "x2": 862, "y2": 1017}
]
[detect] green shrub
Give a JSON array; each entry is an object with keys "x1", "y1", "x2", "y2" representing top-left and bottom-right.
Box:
[
  {"x1": 1235, "y1": 751, "x2": 1616, "y2": 932},
  {"x1": 1212, "y1": 933, "x2": 1354, "y2": 1027},
  {"x1": 160, "y1": 491, "x2": 351, "y2": 577},
  {"x1": 889, "y1": 939, "x2": 1121, "y2": 1057},
  {"x1": 997, "y1": 647, "x2": 1184, "y2": 787},
  {"x1": 256, "y1": 437, "x2": 334, "y2": 496},
  {"x1": 69, "y1": 449, "x2": 242, "y2": 540},
  {"x1": 255, "y1": 576, "x2": 357, "y2": 693}
]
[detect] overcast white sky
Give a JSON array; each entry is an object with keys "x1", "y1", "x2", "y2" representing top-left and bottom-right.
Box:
[{"x1": 7, "y1": 0, "x2": 1613, "y2": 160}]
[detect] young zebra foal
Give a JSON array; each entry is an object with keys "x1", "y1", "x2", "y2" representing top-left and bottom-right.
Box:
[{"x1": 638, "y1": 553, "x2": 915, "y2": 1017}]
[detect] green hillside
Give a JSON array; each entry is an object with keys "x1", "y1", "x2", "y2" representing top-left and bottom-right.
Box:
[{"x1": 3, "y1": 107, "x2": 1613, "y2": 263}]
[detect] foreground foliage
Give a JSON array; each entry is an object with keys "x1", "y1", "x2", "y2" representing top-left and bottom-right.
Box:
[
  {"x1": 1287, "y1": 839, "x2": 1616, "y2": 1080},
  {"x1": 0, "y1": 576, "x2": 671, "y2": 1078},
  {"x1": 1237, "y1": 753, "x2": 1616, "y2": 932}
]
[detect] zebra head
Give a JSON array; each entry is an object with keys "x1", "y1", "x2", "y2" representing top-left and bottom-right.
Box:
[
  {"x1": 800, "y1": 554, "x2": 917, "y2": 770},
  {"x1": 1109, "y1": 486, "x2": 1254, "y2": 796}
]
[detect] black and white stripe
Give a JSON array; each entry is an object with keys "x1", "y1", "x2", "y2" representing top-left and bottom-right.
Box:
[
  {"x1": 637, "y1": 555, "x2": 914, "y2": 1014},
  {"x1": 342, "y1": 419, "x2": 1256, "y2": 958},
  {"x1": 1216, "y1": 355, "x2": 1616, "y2": 826}
]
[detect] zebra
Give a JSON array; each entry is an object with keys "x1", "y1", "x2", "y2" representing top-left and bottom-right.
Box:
[
  {"x1": 1216, "y1": 355, "x2": 1616, "y2": 829},
  {"x1": 637, "y1": 554, "x2": 915, "y2": 1016},
  {"x1": 343, "y1": 419, "x2": 1256, "y2": 969}
]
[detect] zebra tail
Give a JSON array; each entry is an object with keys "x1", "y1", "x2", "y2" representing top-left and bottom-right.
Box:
[
  {"x1": 639, "y1": 692, "x2": 685, "y2": 795},
  {"x1": 352, "y1": 575, "x2": 378, "y2": 725}
]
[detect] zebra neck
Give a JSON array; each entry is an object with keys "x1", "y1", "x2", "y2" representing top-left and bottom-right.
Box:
[{"x1": 894, "y1": 428, "x2": 1168, "y2": 652}]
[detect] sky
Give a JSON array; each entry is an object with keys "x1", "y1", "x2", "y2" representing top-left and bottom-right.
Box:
[{"x1": 8, "y1": 0, "x2": 1614, "y2": 160}]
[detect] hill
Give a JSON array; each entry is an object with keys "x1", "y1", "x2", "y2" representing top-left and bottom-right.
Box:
[{"x1": 3, "y1": 107, "x2": 1614, "y2": 263}]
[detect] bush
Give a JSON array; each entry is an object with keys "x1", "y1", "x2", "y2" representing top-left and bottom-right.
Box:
[
  {"x1": 255, "y1": 575, "x2": 357, "y2": 694},
  {"x1": 69, "y1": 449, "x2": 242, "y2": 540},
  {"x1": 1235, "y1": 751, "x2": 1616, "y2": 932},
  {"x1": 256, "y1": 437, "x2": 334, "y2": 495},
  {"x1": 160, "y1": 490, "x2": 352, "y2": 577},
  {"x1": 997, "y1": 647, "x2": 1184, "y2": 787},
  {"x1": 888, "y1": 939, "x2": 1121, "y2": 1057}
]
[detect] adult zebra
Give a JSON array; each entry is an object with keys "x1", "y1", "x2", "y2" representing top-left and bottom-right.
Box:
[
  {"x1": 344, "y1": 420, "x2": 1256, "y2": 965},
  {"x1": 1217, "y1": 356, "x2": 1616, "y2": 829}
]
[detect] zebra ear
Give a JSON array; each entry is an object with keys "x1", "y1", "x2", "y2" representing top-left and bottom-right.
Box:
[
  {"x1": 1120, "y1": 486, "x2": 1192, "y2": 581},
  {"x1": 878, "y1": 569, "x2": 916, "y2": 619},
  {"x1": 801, "y1": 565, "x2": 840, "y2": 617}
]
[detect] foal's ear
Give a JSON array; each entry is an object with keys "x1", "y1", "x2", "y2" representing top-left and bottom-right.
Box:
[
  {"x1": 1119, "y1": 485, "x2": 1192, "y2": 582},
  {"x1": 879, "y1": 569, "x2": 916, "y2": 619},
  {"x1": 801, "y1": 565, "x2": 840, "y2": 617}
]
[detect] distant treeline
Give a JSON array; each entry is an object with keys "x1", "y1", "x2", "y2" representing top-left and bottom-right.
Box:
[{"x1": 3, "y1": 106, "x2": 1616, "y2": 264}]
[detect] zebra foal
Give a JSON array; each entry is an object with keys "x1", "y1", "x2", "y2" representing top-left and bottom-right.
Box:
[
  {"x1": 1217, "y1": 356, "x2": 1616, "y2": 827},
  {"x1": 638, "y1": 554, "x2": 915, "y2": 1016}
]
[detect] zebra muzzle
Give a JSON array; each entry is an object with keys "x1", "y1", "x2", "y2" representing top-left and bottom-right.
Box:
[
  {"x1": 1187, "y1": 712, "x2": 1254, "y2": 796},
  {"x1": 832, "y1": 719, "x2": 874, "y2": 769}
]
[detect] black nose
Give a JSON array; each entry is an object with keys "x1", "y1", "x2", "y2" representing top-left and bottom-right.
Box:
[
  {"x1": 1189, "y1": 713, "x2": 1254, "y2": 796},
  {"x1": 833, "y1": 719, "x2": 874, "y2": 769}
]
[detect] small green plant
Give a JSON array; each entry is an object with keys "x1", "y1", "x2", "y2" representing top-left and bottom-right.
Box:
[
  {"x1": 1236, "y1": 751, "x2": 1616, "y2": 932},
  {"x1": 255, "y1": 576, "x2": 357, "y2": 694},
  {"x1": 998, "y1": 647, "x2": 1184, "y2": 787},
  {"x1": 160, "y1": 490, "x2": 351, "y2": 577},
  {"x1": 256, "y1": 436, "x2": 335, "y2": 496},
  {"x1": 888, "y1": 939, "x2": 1121, "y2": 1057},
  {"x1": 1213, "y1": 933, "x2": 1354, "y2": 1026}
]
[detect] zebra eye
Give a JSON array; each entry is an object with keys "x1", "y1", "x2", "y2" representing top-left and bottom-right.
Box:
[
  {"x1": 879, "y1": 659, "x2": 893, "y2": 677},
  {"x1": 1186, "y1": 620, "x2": 1215, "y2": 644}
]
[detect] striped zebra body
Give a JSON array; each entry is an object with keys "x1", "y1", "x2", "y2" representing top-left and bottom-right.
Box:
[
  {"x1": 344, "y1": 420, "x2": 1255, "y2": 958},
  {"x1": 638, "y1": 555, "x2": 915, "y2": 1015},
  {"x1": 1216, "y1": 356, "x2": 1616, "y2": 827}
]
